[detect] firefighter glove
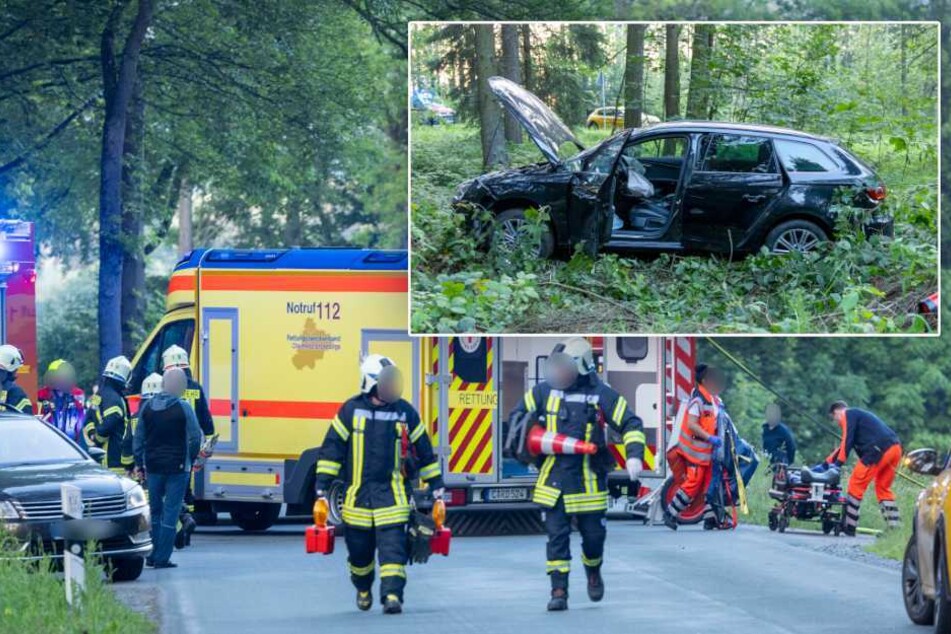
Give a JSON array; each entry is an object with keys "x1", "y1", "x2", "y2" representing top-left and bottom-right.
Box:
[{"x1": 625, "y1": 458, "x2": 643, "y2": 481}]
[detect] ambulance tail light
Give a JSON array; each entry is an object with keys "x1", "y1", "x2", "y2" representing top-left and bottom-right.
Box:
[{"x1": 445, "y1": 488, "x2": 467, "y2": 507}]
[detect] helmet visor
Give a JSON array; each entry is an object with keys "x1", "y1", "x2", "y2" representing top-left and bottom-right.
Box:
[
  {"x1": 545, "y1": 352, "x2": 579, "y2": 391},
  {"x1": 376, "y1": 365, "x2": 403, "y2": 404}
]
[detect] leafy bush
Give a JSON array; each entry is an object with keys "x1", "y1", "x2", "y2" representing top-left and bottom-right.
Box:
[{"x1": 410, "y1": 124, "x2": 937, "y2": 333}]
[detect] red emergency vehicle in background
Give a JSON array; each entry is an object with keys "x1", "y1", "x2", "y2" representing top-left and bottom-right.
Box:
[{"x1": 0, "y1": 220, "x2": 38, "y2": 404}]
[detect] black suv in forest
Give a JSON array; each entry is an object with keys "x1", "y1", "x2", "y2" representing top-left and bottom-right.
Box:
[{"x1": 452, "y1": 77, "x2": 893, "y2": 257}]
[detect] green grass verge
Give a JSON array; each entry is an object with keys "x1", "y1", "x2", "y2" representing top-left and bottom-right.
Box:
[
  {"x1": 739, "y1": 463, "x2": 924, "y2": 560},
  {"x1": 0, "y1": 536, "x2": 155, "y2": 634}
]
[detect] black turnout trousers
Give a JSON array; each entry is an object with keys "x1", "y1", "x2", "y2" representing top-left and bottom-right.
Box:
[
  {"x1": 545, "y1": 498, "x2": 607, "y2": 591},
  {"x1": 344, "y1": 522, "x2": 409, "y2": 602}
]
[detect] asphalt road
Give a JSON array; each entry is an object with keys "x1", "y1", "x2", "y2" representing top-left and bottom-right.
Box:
[{"x1": 119, "y1": 519, "x2": 917, "y2": 634}]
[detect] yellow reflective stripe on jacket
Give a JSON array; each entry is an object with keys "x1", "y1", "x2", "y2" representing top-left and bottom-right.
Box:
[
  {"x1": 623, "y1": 430, "x2": 646, "y2": 445},
  {"x1": 563, "y1": 491, "x2": 609, "y2": 514},
  {"x1": 390, "y1": 424, "x2": 408, "y2": 510},
  {"x1": 330, "y1": 416, "x2": 349, "y2": 441},
  {"x1": 532, "y1": 455, "x2": 560, "y2": 507},
  {"x1": 418, "y1": 462, "x2": 441, "y2": 481},
  {"x1": 316, "y1": 460, "x2": 342, "y2": 476},
  {"x1": 611, "y1": 396, "x2": 628, "y2": 425},
  {"x1": 380, "y1": 563, "x2": 406, "y2": 578},
  {"x1": 342, "y1": 505, "x2": 373, "y2": 528},
  {"x1": 545, "y1": 392, "x2": 562, "y2": 432},
  {"x1": 409, "y1": 421, "x2": 427, "y2": 443},
  {"x1": 344, "y1": 416, "x2": 366, "y2": 510},
  {"x1": 524, "y1": 390, "x2": 536, "y2": 412},
  {"x1": 101, "y1": 405, "x2": 124, "y2": 419},
  {"x1": 12, "y1": 398, "x2": 31, "y2": 413},
  {"x1": 582, "y1": 423, "x2": 596, "y2": 494}
]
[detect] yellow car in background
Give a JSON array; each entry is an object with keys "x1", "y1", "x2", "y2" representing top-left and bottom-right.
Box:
[
  {"x1": 903, "y1": 448, "x2": 951, "y2": 633},
  {"x1": 585, "y1": 107, "x2": 660, "y2": 130}
]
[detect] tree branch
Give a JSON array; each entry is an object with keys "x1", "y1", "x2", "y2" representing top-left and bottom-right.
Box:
[{"x1": 0, "y1": 94, "x2": 98, "y2": 176}]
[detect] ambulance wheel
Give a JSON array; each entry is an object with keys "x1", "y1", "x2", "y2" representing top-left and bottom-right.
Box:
[
  {"x1": 768, "y1": 511, "x2": 778, "y2": 532},
  {"x1": 492, "y1": 208, "x2": 555, "y2": 259},
  {"x1": 903, "y1": 535, "x2": 935, "y2": 625},
  {"x1": 230, "y1": 503, "x2": 281, "y2": 532},
  {"x1": 660, "y1": 477, "x2": 703, "y2": 525}
]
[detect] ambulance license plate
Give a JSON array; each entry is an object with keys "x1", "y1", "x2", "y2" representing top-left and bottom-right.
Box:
[{"x1": 486, "y1": 487, "x2": 530, "y2": 502}]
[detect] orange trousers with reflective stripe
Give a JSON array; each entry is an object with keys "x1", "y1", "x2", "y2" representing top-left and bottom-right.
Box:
[{"x1": 847, "y1": 443, "x2": 902, "y2": 502}]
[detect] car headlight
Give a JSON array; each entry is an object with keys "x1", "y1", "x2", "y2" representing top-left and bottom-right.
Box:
[
  {"x1": 125, "y1": 484, "x2": 148, "y2": 510},
  {"x1": 0, "y1": 500, "x2": 21, "y2": 520}
]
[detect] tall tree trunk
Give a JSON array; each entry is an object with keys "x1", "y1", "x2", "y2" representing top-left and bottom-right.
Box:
[
  {"x1": 474, "y1": 24, "x2": 506, "y2": 170},
  {"x1": 686, "y1": 24, "x2": 715, "y2": 119},
  {"x1": 899, "y1": 24, "x2": 908, "y2": 118},
  {"x1": 177, "y1": 178, "x2": 193, "y2": 256},
  {"x1": 98, "y1": 0, "x2": 153, "y2": 371},
  {"x1": 521, "y1": 25, "x2": 532, "y2": 92},
  {"x1": 500, "y1": 24, "x2": 522, "y2": 144},
  {"x1": 120, "y1": 72, "x2": 145, "y2": 356},
  {"x1": 663, "y1": 24, "x2": 681, "y2": 121},
  {"x1": 623, "y1": 24, "x2": 645, "y2": 129}
]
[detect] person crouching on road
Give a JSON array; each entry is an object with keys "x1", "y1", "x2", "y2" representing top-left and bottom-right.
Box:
[
  {"x1": 133, "y1": 367, "x2": 201, "y2": 569},
  {"x1": 314, "y1": 354, "x2": 444, "y2": 615},
  {"x1": 761, "y1": 402, "x2": 796, "y2": 466},
  {"x1": 818, "y1": 401, "x2": 902, "y2": 535},
  {"x1": 0, "y1": 344, "x2": 33, "y2": 415},
  {"x1": 664, "y1": 364, "x2": 725, "y2": 531},
  {"x1": 509, "y1": 337, "x2": 645, "y2": 612},
  {"x1": 38, "y1": 359, "x2": 86, "y2": 447}
]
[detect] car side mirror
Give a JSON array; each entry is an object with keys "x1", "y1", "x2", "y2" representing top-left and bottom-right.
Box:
[
  {"x1": 87, "y1": 446, "x2": 106, "y2": 464},
  {"x1": 904, "y1": 448, "x2": 944, "y2": 476}
]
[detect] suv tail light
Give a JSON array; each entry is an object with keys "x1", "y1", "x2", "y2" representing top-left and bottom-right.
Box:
[
  {"x1": 867, "y1": 185, "x2": 887, "y2": 202},
  {"x1": 445, "y1": 489, "x2": 467, "y2": 507}
]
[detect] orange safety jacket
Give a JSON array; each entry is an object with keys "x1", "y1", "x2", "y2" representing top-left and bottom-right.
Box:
[{"x1": 676, "y1": 385, "x2": 718, "y2": 465}]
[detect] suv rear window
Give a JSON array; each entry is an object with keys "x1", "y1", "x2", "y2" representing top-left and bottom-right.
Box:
[
  {"x1": 775, "y1": 139, "x2": 842, "y2": 173},
  {"x1": 698, "y1": 134, "x2": 777, "y2": 173}
]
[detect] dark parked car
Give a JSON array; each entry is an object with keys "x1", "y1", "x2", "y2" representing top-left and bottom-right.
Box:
[
  {"x1": 0, "y1": 412, "x2": 152, "y2": 581},
  {"x1": 452, "y1": 77, "x2": 892, "y2": 257}
]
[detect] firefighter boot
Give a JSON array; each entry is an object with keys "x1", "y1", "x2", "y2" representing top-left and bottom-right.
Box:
[
  {"x1": 356, "y1": 590, "x2": 373, "y2": 612},
  {"x1": 586, "y1": 567, "x2": 604, "y2": 602},
  {"x1": 547, "y1": 588, "x2": 569, "y2": 611},
  {"x1": 383, "y1": 594, "x2": 403, "y2": 615}
]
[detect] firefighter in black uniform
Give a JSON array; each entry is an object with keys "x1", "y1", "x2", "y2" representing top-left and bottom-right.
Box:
[
  {"x1": 315, "y1": 354, "x2": 444, "y2": 615},
  {"x1": 0, "y1": 345, "x2": 33, "y2": 414},
  {"x1": 84, "y1": 356, "x2": 132, "y2": 474},
  {"x1": 509, "y1": 337, "x2": 645, "y2": 611}
]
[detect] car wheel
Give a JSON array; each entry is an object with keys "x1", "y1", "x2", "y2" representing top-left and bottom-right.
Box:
[
  {"x1": 109, "y1": 556, "x2": 145, "y2": 582},
  {"x1": 936, "y1": 541, "x2": 951, "y2": 633},
  {"x1": 230, "y1": 503, "x2": 281, "y2": 532},
  {"x1": 903, "y1": 535, "x2": 936, "y2": 625},
  {"x1": 765, "y1": 220, "x2": 828, "y2": 254},
  {"x1": 493, "y1": 208, "x2": 555, "y2": 259}
]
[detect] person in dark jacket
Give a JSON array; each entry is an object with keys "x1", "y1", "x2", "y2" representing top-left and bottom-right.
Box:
[
  {"x1": 134, "y1": 367, "x2": 201, "y2": 568},
  {"x1": 819, "y1": 401, "x2": 902, "y2": 535},
  {"x1": 761, "y1": 403, "x2": 796, "y2": 465},
  {"x1": 509, "y1": 337, "x2": 645, "y2": 612},
  {"x1": 85, "y1": 356, "x2": 132, "y2": 473},
  {"x1": 0, "y1": 344, "x2": 33, "y2": 415},
  {"x1": 315, "y1": 354, "x2": 443, "y2": 615},
  {"x1": 161, "y1": 345, "x2": 214, "y2": 437}
]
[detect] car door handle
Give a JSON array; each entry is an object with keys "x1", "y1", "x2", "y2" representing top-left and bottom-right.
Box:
[{"x1": 742, "y1": 194, "x2": 767, "y2": 203}]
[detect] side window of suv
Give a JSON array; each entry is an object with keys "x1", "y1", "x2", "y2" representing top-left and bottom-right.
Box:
[
  {"x1": 698, "y1": 134, "x2": 777, "y2": 174},
  {"x1": 128, "y1": 319, "x2": 196, "y2": 393},
  {"x1": 774, "y1": 139, "x2": 842, "y2": 173}
]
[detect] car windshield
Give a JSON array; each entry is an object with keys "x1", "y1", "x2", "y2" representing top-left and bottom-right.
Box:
[
  {"x1": 0, "y1": 417, "x2": 87, "y2": 466},
  {"x1": 565, "y1": 132, "x2": 626, "y2": 173}
]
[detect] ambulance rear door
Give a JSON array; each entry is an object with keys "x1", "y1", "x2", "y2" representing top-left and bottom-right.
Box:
[{"x1": 602, "y1": 337, "x2": 665, "y2": 478}]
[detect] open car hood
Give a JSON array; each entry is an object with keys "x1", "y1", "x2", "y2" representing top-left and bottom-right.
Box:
[{"x1": 487, "y1": 76, "x2": 582, "y2": 165}]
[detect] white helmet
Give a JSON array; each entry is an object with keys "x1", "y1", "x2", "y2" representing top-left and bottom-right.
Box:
[
  {"x1": 142, "y1": 372, "x2": 163, "y2": 397},
  {"x1": 103, "y1": 355, "x2": 132, "y2": 384},
  {"x1": 553, "y1": 337, "x2": 595, "y2": 375},
  {"x1": 0, "y1": 345, "x2": 24, "y2": 373},
  {"x1": 360, "y1": 354, "x2": 395, "y2": 394},
  {"x1": 162, "y1": 345, "x2": 189, "y2": 371}
]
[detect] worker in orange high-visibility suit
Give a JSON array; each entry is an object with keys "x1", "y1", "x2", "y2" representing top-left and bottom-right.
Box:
[
  {"x1": 664, "y1": 364, "x2": 725, "y2": 531},
  {"x1": 819, "y1": 401, "x2": 902, "y2": 536}
]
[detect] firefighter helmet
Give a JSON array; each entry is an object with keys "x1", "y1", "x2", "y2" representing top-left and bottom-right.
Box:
[
  {"x1": 102, "y1": 355, "x2": 132, "y2": 384},
  {"x1": 360, "y1": 354, "x2": 402, "y2": 403},
  {"x1": 0, "y1": 345, "x2": 25, "y2": 373},
  {"x1": 162, "y1": 345, "x2": 190, "y2": 371},
  {"x1": 44, "y1": 359, "x2": 77, "y2": 391},
  {"x1": 142, "y1": 372, "x2": 163, "y2": 397},
  {"x1": 546, "y1": 337, "x2": 594, "y2": 390}
]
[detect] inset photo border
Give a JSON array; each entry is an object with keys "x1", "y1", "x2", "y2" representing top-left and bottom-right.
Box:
[{"x1": 407, "y1": 21, "x2": 941, "y2": 337}]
